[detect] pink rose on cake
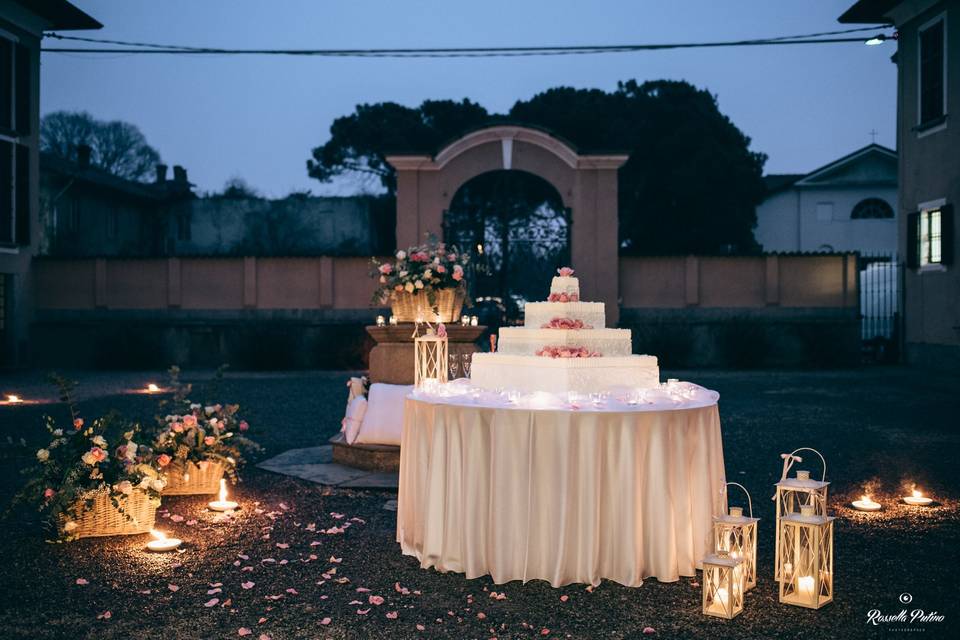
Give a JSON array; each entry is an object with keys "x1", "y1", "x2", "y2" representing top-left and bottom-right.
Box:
[
  {"x1": 541, "y1": 317, "x2": 591, "y2": 330},
  {"x1": 557, "y1": 267, "x2": 575, "y2": 277},
  {"x1": 535, "y1": 345, "x2": 600, "y2": 358}
]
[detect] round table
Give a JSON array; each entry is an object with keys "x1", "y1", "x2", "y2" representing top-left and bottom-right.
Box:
[{"x1": 396, "y1": 384, "x2": 727, "y2": 587}]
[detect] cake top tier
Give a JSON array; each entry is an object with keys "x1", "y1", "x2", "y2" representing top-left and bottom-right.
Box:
[{"x1": 549, "y1": 267, "x2": 579, "y2": 302}]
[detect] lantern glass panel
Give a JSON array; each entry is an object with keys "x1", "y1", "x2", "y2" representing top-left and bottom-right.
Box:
[
  {"x1": 415, "y1": 335, "x2": 448, "y2": 387},
  {"x1": 714, "y1": 518, "x2": 758, "y2": 591},
  {"x1": 702, "y1": 554, "x2": 744, "y2": 619},
  {"x1": 778, "y1": 514, "x2": 834, "y2": 609}
]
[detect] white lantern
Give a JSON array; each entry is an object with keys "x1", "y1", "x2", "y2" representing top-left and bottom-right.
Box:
[
  {"x1": 714, "y1": 482, "x2": 759, "y2": 591},
  {"x1": 702, "y1": 549, "x2": 745, "y2": 619},
  {"x1": 774, "y1": 447, "x2": 829, "y2": 581},
  {"x1": 778, "y1": 504, "x2": 834, "y2": 609},
  {"x1": 414, "y1": 328, "x2": 448, "y2": 387}
]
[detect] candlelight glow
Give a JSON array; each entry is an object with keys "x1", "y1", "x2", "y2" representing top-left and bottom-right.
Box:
[
  {"x1": 798, "y1": 575, "x2": 816, "y2": 601},
  {"x1": 6, "y1": 394, "x2": 22, "y2": 403},
  {"x1": 146, "y1": 529, "x2": 182, "y2": 552},
  {"x1": 903, "y1": 488, "x2": 933, "y2": 506},
  {"x1": 146, "y1": 383, "x2": 160, "y2": 393},
  {"x1": 208, "y1": 478, "x2": 239, "y2": 512},
  {"x1": 852, "y1": 494, "x2": 882, "y2": 511}
]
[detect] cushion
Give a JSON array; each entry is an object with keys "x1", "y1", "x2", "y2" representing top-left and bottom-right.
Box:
[
  {"x1": 355, "y1": 383, "x2": 413, "y2": 446},
  {"x1": 341, "y1": 396, "x2": 368, "y2": 444}
]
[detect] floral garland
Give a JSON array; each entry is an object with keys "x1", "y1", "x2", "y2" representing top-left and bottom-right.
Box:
[
  {"x1": 535, "y1": 345, "x2": 601, "y2": 358},
  {"x1": 13, "y1": 376, "x2": 164, "y2": 541},
  {"x1": 541, "y1": 317, "x2": 592, "y2": 330},
  {"x1": 152, "y1": 366, "x2": 261, "y2": 484},
  {"x1": 370, "y1": 236, "x2": 469, "y2": 306}
]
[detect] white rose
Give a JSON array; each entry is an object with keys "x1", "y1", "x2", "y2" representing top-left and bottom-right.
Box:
[
  {"x1": 52, "y1": 429, "x2": 63, "y2": 437},
  {"x1": 414, "y1": 280, "x2": 424, "y2": 289},
  {"x1": 379, "y1": 275, "x2": 386, "y2": 284},
  {"x1": 205, "y1": 405, "x2": 216, "y2": 416},
  {"x1": 63, "y1": 521, "x2": 78, "y2": 532},
  {"x1": 151, "y1": 478, "x2": 166, "y2": 492},
  {"x1": 423, "y1": 269, "x2": 432, "y2": 279},
  {"x1": 399, "y1": 270, "x2": 408, "y2": 278},
  {"x1": 396, "y1": 250, "x2": 406, "y2": 260},
  {"x1": 190, "y1": 403, "x2": 201, "y2": 410},
  {"x1": 139, "y1": 476, "x2": 153, "y2": 490},
  {"x1": 36, "y1": 448, "x2": 50, "y2": 462},
  {"x1": 91, "y1": 435, "x2": 107, "y2": 448},
  {"x1": 433, "y1": 257, "x2": 440, "y2": 264},
  {"x1": 124, "y1": 442, "x2": 138, "y2": 460},
  {"x1": 404, "y1": 282, "x2": 415, "y2": 293},
  {"x1": 115, "y1": 480, "x2": 133, "y2": 495},
  {"x1": 209, "y1": 418, "x2": 219, "y2": 428}
]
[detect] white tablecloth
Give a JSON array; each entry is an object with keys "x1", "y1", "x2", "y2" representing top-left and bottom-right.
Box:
[{"x1": 397, "y1": 391, "x2": 727, "y2": 587}]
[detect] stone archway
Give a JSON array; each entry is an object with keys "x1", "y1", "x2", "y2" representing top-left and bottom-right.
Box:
[{"x1": 386, "y1": 125, "x2": 627, "y2": 324}]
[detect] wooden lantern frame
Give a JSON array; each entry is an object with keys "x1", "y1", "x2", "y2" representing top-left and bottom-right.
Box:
[
  {"x1": 702, "y1": 550, "x2": 745, "y2": 619},
  {"x1": 777, "y1": 505, "x2": 835, "y2": 609},
  {"x1": 414, "y1": 328, "x2": 448, "y2": 387},
  {"x1": 714, "y1": 482, "x2": 759, "y2": 591},
  {"x1": 774, "y1": 447, "x2": 829, "y2": 581}
]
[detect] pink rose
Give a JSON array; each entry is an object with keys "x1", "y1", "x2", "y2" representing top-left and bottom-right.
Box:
[
  {"x1": 73, "y1": 418, "x2": 84, "y2": 430},
  {"x1": 436, "y1": 323, "x2": 447, "y2": 338},
  {"x1": 557, "y1": 267, "x2": 575, "y2": 277},
  {"x1": 204, "y1": 436, "x2": 216, "y2": 446},
  {"x1": 378, "y1": 263, "x2": 393, "y2": 275},
  {"x1": 43, "y1": 488, "x2": 56, "y2": 499},
  {"x1": 394, "y1": 285, "x2": 404, "y2": 292},
  {"x1": 156, "y1": 454, "x2": 171, "y2": 467},
  {"x1": 182, "y1": 415, "x2": 197, "y2": 428},
  {"x1": 452, "y1": 271, "x2": 463, "y2": 282},
  {"x1": 239, "y1": 420, "x2": 249, "y2": 432},
  {"x1": 171, "y1": 422, "x2": 184, "y2": 433},
  {"x1": 558, "y1": 293, "x2": 570, "y2": 303},
  {"x1": 570, "y1": 293, "x2": 579, "y2": 302},
  {"x1": 90, "y1": 447, "x2": 107, "y2": 462},
  {"x1": 447, "y1": 253, "x2": 457, "y2": 261},
  {"x1": 436, "y1": 265, "x2": 446, "y2": 273}
]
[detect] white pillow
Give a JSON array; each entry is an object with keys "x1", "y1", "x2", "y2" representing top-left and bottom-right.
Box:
[
  {"x1": 341, "y1": 396, "x2": 368, "y2": 444},
  {"x1": 355, "y1": 383, "x2": 413, "y2": 446}
]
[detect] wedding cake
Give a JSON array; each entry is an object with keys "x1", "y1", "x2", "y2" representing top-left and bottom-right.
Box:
[{"x1": 470, "y1": 268, "x2": 660, "y2": 394}]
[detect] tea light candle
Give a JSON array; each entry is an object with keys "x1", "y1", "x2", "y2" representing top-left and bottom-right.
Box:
[
  {"x1": 376, "y1": 315, "x2": 385, "y2": 327},
  {"x1": 4, "y1": 394, "x2": 22, "y2": 404},
  {"x1": 852, "y1": 495, "x2": 882, "y2": 511},
  {"x1": 903, "y1": 489, "x2": 933, "y2": 506},
  {"x1": 713, "y1": 586, "x2": 730, "y2": 612},
  {"x1": 470, "y1": 315, "x2": 479, "y2": 326},
  {"x1": 797, "y1": 575, "x2": 816, "y2": 601},
  {"x1": 146, "y1": 383, "x2": 160, "y2": 394},
  {"x1": 146, "y1": 529, "x2": 182, "y2": 552},
  {"x1": 461, "y1": 314, "x2": 470, "y2": 326},
  {"x1": 208, "y1": 479, "x2": 238, "y2": 511},
  {"x1": 388, "y1": 315, "x2": 398, "y2": 326}
]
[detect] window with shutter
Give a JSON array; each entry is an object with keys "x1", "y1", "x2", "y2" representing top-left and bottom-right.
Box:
[
  {"x1": 940, "y1": 204, "x2": 954, "y2": 266},
  {"x1": 14, "y1": 44, "x2": 29, "y2": 136},
  {"x1": 906, "y1": 212, "x2": 919, "y2": 268},
  {"x1": 918, "y1": 18, "x2": 946, "y2": 126}
]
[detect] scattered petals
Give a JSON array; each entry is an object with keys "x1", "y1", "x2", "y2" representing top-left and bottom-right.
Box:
[
  {"x1": 369, "y1": 595, "x2": 384, "y2": 606},
  {"x1": 275, "y1": 543, "x2": 289, "y2": 549},
  {"x1": 416, "y1": 624, "x2": 426, "y2": 631},
  {"x1": 329, "y1": 556, "x2": 342, "y2": 563},
  {"x1": 356, "y1": 608, "x2": 370, "y2": 615},
  {"x1": 395, "y1": 582, "x2": 410, "y2": 595},
  {"x1": 320, "y1": 617, "x2": 331, "y2": 625},
  {"x1": 541, "y1": 629, "x2": 550, "y2": 636},
  {"x1": 207, "y1": 588, "x2": 222, "y2": 595},
  {"x1": 168, "y1": 584, "x2": 180, "y2": 592},
  {"x1": 285, "y1": 588, "x2": 298, "y2": 595},
  {"x1": 477, "y1": 612, "x2": 487, "y2": 620},
  {"x1": 238, "y1": 628, "x2": 252, "y2": 637},
  {"x1": 241, "y1": 581, "x2": 255, "y2": 590},
  {"x1": 386, "y1": 611, "x2": 398, "y2": 619},
  {"x1": 356, "y1": 587, "x2": 371, "y2": 593},
  {"x1": 204, "y1": 598, "x2": 219, "y2": 608},
  {"x1": 75, "y1": 578, "x2": 89, "y2": 586},
  {"x1": 643, "y1": 627, "x2": 656, "y2": 635},
  {"x1": 97, "y1": 611, "x2": 111, "y2": 620},
  {"x1": 560, "y1": 594, "x2": 569, "y2": 602}
]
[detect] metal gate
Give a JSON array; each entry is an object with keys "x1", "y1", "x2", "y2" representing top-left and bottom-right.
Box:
[{"x1": 858, "y1": 253, "x2": 903, "y2": 363}]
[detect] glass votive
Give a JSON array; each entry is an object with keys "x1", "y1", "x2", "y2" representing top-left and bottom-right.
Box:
[
  {"x1": 470, "y1": 315, "x2": 479, "y2": 326},
  {"x1": 388, "y1": 315, "x2": 398, "y2": 326},
  {"x1": 461, "y1": 314, "x2": 470, "y2": 326},
  {"x1": 376, "y1": 315, "x2": 386, "y2": 327}
]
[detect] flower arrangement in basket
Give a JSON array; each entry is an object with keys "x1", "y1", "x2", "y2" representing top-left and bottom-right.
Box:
[
  {"x1": 371, "y1": 235, "x2": 469, "y2": 322},
  {"x1": 153, "y1": 366, "x2": 261, "y2": 495},
  {"x1": 12, "y1": 376, "x2": 164, "y2": 541}
]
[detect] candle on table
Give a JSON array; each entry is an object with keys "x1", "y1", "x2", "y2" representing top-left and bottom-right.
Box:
[
  {"x1": 470, "y1": 315, "x2": 479, "y2": 327},
  {"x1": 208, "y1": 479, "x2": 239, "y2": 511},
  {"x1": 388, "y1": 315, "x2": 398, "y2": 326},
  {"x1": 146, "y1": 529, "x2": 182, "y2": 552},
  {"x1": 903, "y1": 489, "x2": 933, "y2": 506},
  {"x1": 852, "y1": 494, "x2": 882, "y2": 511},
  {"x1": 461, "y1": 314, "x2": 470, "y2": 326}
]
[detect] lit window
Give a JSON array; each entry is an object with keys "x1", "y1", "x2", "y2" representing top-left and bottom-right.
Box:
[{"x1": 919, "y1": 209, "x2": 942, "y2": 266}]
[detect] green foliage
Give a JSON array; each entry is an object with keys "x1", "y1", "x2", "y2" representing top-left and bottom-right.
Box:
[{"x1": 306, "y1": 81, "x2": 767, "y2": 254}]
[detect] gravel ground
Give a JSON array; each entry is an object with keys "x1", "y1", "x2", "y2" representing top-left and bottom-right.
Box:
[{"x1": 0, "y1": 367, "x2": 958, "y2": 640}]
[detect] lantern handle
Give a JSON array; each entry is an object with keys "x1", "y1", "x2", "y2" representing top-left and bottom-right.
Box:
[
  {"x1": 724, "y1": 482, "x2": 753, "y2": 519},
  {"x1": 788, "y1": 447, "x2": 827, "y2": 482}
]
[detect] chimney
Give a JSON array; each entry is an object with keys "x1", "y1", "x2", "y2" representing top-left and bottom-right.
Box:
[
  {"x1": 155, "y1": 163, "x2": 168, "y2": 184},
  {"x1": 173, "y1": 165, "x2": 188, "y2": 184},
  {"x1": 76, "y1": 144, "x2": 92, "y2": 169}
]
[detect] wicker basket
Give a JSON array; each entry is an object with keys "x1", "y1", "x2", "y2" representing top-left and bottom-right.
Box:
[
  {"x1": 60, "y1": 489, "x2": 157, "y2": 539},
  {"x1": 391, "y1": 287, "x2": 465, "y2": 323},
  {"x1": 162, "y1": 460, "x2": 225, "y2": 495}
]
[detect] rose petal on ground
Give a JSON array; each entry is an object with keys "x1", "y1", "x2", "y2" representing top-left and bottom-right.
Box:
[
  {"x1": 369, "y1": 595, "x2": 384, "y2": 605},
  {"x1": 477, "y1": 612, "x2": 486, "y2": 620},
  {"x1": 356, "y1": 608, "x2": 370, "y2": 615},
  {"x1": 97, "y1": 611, "x2": 111, "y2": 620},
  {"x1": 320, "y1": 617, "x2": 331, "y2": 625},
  {"x1": 238, "y1": 554, "x2": 249, "y2": 560},
  {"x1": 242, "y1": 581, "x2": 255, "y2": 590},
  {"x1": 204, "y1": 598, "x2": 219, "y2": 607},
  {"x1": 76, "y1": 578, "x2": 89, "y2": 585},
  {"x1": 329, "y1": 556, "x2": 342, "y2": 563},
  {"x1": 643, "y1": 627, "x2": 656, "y2": 635},
  {"x1": 285, "y1": 588, "x2": 298, "y2": 595},
  {"x1": 560, "y1": 595, "x2": 569, "y2": 602},
  {"x1": 168, "y1": 584, "x2": 180, "y2": 592},
  {"x1": 416, "y1": 624, "x2": 426, "y2": 631},
  {"x1": 275, "y1": 543, "x2": 289, "y2": 549},
  {"x1": 207, "y1": 588, "x2": 222, "y2": 595},
  {"x1": 541, "y1": 629, "x2": 550, "y2": 636},
  {"x1": 238, "y1": 628, "x2": 252, "y2": 637},
  {"x1": 259, "y1": 634, "x2": 271, "y2": 640},
  {"x1": 386, "y1": 611, "x2": 398, "y2": 619},
  {"x1": 356, "y1": 587, "x2": 370, "y2": 593},
  {"x1": 258, "y1": 617, "x2": 267, "y2": 624}
]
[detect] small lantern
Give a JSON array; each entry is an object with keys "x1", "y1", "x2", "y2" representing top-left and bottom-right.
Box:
[
  {"x1": 702, "y1": 549, "x2": 745, "y2": 619},
  {"x1": 777, "y1": 504, "x2": 834, "y2": 609},
  {"x1": 414, "y1": 327, "x2": 448, "y2": 387},
  {"x1": 376, "y1": 315, "x2": 386, "y2": 327},
  {"x1": 774, "y1": 447, "x2": 829, "y2": 581},
  {"x1": 714, "y1": 482, "x2": 759, "y2": 591}
]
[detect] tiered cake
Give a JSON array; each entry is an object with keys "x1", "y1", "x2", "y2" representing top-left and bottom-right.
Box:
[{"x1": 470, "y1": 269, "x2": 659, "y2": 394}]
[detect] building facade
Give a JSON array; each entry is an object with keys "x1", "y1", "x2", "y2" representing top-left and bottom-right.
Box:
[
  {"x1": 755, "y1": 145, "x2": 898, "y2": 255},
  {"x1": 841, "y1": 0, "x2": 959, "y2": 369},
  {"x1": 0, "y1": 0, "x2": 100, "y2": 367}
]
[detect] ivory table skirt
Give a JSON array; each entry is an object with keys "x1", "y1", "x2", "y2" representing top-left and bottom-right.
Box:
[{"x1": 397, "y1": 396, "x2": 726, "y2": 587}]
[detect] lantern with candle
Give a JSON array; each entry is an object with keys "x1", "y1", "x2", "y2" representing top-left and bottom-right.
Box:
[
  {"x1": 414, "y1": 326, "x2": 448, "y2": 387},
  {"x1": 777, "y1": 503, "x2": 834, "y2": 609},
  {"x1": 702, "y1": 549, "x2": 745, "y2": 619},
  {"x1": 714, "y1": 482, "x2": 759, "y2": 591},
  {"x1": 774, "y1": 447, "x2": 829, "y2": 581}
]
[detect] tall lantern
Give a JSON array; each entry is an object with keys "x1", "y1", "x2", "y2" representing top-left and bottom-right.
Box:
[
  {"x1": 778, "y1": 504, "x2": 834, "y2": 609},
  {"x1": 774, "y1": 447, "x2": 829, "y2": 581},
  {"x1": 702, "y1": 549, "x2": 745, "y2": 619},
  {"x1": 714, "y1": 482, "x2": 759, "y2": 591},
  {"x1": 414, "y1": 327, "x2": 448, "y2": 387}
]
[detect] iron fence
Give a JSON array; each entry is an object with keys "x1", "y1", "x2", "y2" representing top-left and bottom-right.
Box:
[{"x1": 858, "y1": 252, "x2": 903, "y2": 363}]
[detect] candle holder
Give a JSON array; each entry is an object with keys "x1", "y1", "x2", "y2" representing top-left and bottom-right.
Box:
[
  {"x1": 461, "y1": 314, "x2": 470, "y2": 326},
  {"x1": 208, "y1": 479, "x2": 239, "y2": 512},
  {"x1": 774, "y1": 447, "x2": 829, "y2": 581},
  {"x1": 702, "y1": 549, "x2": 745, "y2": 619},
  {"x1": 851, "y1": 495, "x2": 882, "y2": 511},
  {"x1": 714, "y1": 482, "x2": 759, "y2": 591},
  {"x1": 777, "y1": 504, "x2": 834, "y2": 609},
  {"x1": 470, "y1": 315, "x2": 479, "y2": 327},
  {"x1": 903, "y1": 489, "x2": 933, "y2": 506},
  {"x1": 414, "y1": 328, "x2": 448, "y2": 387},
  {"x1": 146, "y1": 529, "x2": 182, "y2": 552},
  {"x1": 376, "y1": 315, "x2": 386, "y2": 327},
  {"x1": 4, "y1": 394, "x2": 23, "y2": 404},
  {"x1": 388, "y1": 315, "x2": 398, "y2": 326}
]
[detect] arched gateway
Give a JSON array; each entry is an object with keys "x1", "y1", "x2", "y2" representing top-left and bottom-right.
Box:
[{"x1": 386, "y1": 125, "x2": 628, "y2": 324}]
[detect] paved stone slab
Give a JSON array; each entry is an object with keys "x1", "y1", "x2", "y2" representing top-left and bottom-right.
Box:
[{"x1": 258, "y1": 445, "x2": 398, "y2": 489}]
